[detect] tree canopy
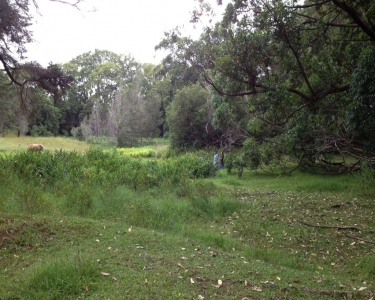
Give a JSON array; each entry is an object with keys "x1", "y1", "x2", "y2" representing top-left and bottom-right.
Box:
[
  {"x1": 0, "y1": 0, "x2": 77, "y2": 135},
  {"x1": 0, "y1": 0, "x2": 74, "y2": 93},
  {"x1": 157, "y1": 0, "x2": 375, "y2": 173}
]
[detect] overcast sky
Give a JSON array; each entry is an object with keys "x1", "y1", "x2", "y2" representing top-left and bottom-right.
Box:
[{"x1": 26, "y1": 0, "x2": 226, "y2": 67}]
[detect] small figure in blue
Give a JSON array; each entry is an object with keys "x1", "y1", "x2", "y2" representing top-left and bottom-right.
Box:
[
  {"x1": 218, "y1": 151, "x2": 225, "y2": 169},
  {"x1": 213, "y1": 151, "x2": 219, "y2": 166}
]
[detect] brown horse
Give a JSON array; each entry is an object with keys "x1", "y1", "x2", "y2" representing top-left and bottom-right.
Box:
[{"x1": 27, "y1": 144, "x2": 44, "y2": 152}]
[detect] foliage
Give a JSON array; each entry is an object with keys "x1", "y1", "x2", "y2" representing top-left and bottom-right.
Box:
[
  {"x1": 348, "y1": 45, "x2": 375, "y2": 157},
  {"x1": 29, "y1": 125, "x2": 54, "y2": 137},
  {"x1": 2, "y1": 0, "x2": 375, "y2": 178},
  {"x1": 0, "y1": 148, "x2": 217, "y2": 194},
  {"x1": 115, "y1": 147, "x2": 155, "y2": 158},
  {"x1": 167, "y1": 84, "x2": 211, "y2": 150},
  {"x1": 0, "y1": 72, "x2": 19, "y2": 134},
  {"x1": 0, "y1": 1, "x2": 73, "y2": 124},
  {"x1": 225, "y1": 153, "x2": 246, "y2": 177},
  {"x1": 357, "y1": 161, "x2": 375, "y2": 197},
  {"x1": 113, "y1": 72, "x2": 162, "y2": 147},
  {"x1": 61, "y1": 50, "x2": 140, "y2": 136},
  {"x1": 157, "y1": 0, "x2": 375, "y2": 174},
  {"x1": 62, "y1": 54, "x2": 163, "y2": 146},
  {"x1": 152, "y1": 54, "x2": 201, "y2": 137}
]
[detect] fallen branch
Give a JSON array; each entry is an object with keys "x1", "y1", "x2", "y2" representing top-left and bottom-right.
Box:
[
  {"x1": 344, "y1": 234, "x2": 375, "y2": 245},
  {"x1": 297, "y1": 220, "x2": 362, "y2": 231},
  {"x1": 303, "y1": 287, "x2": 373, "y2": 298}
]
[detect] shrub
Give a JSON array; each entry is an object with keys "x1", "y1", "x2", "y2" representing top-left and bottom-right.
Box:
[
  {"x1": 71, "y1": 127, "x2": 84, "y2": 141},
  {"x1": 29, "y1": 125, "x2": 54, "y2": 137}
]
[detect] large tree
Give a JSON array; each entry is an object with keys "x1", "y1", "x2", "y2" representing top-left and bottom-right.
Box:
[
  {"x1": 0, "y1": 0, "x2": 75, "y2": 91},
  {"x1": 158, "y1": 0, "x2": 375, "y2": 173},
  {"x1": 0, "y1": 72, "x2": 19, "y2": 134},
  {"x1": 0, "y1": 0, "x2": 81, "y2": 135}
]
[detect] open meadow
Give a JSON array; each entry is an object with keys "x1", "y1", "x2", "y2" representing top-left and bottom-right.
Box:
[
  {"x1": 0, "y1": 137, "x2": 374, "y2": 299},
  {"x1": 0, "y1": 135, "x2": 92, "y2": 154}
]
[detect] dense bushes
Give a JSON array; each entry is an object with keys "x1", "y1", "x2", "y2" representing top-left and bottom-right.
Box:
[{"x1": 0, "y1": 148, "x2": 217, "y2": 190}]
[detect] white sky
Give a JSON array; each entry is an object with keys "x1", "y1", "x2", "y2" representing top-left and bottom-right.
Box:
[{"x1": 26, "y1": 0, "x2": 227, "y2": 67}]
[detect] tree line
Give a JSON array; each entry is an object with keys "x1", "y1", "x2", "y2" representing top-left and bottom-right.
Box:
[{"x1": 1, "y1": 0, "x2": 374, "y2": 174}]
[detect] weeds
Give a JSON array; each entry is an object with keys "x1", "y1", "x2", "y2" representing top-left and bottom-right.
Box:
[{"x1": 24, "y1": 257, "x2": 99, "y2": 299}]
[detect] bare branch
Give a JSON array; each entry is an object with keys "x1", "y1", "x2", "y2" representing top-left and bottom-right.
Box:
[
  {"x1": 344, "y1": 234, "x2": 375, "y2": 245},
  {"x1": 49, "y1": 0, "x2": 84, "y2": 9},
  {"x1": 297, "y1": 220, "x2": 363, "y2": 231}
]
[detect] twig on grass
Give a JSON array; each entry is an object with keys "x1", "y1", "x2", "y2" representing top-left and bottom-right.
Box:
[
  {"x1": 297, "y1": 220, "x2": 363, "y2": 231},
  {"x1": 303, "y1": 287, "x2": 373, "y2": 298},
  {"x1": 344, "y1": 234, "x2": 375, "y2": 245}
]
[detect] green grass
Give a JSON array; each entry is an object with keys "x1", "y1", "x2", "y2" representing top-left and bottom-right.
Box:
[
  {"x1": 0, "y1": 135, "x2": 91, "y2": 153},
  {"x1": 0, "y1": 141, "x2": 374, "y2": 299}
]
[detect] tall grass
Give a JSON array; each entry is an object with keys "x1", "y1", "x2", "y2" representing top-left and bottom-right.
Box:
[
  {"x1": 23, "y1": 257, "x2": 99, "y2": 299},
  {"x1": 0, "y1": 149, "x2": 218, "y2": 218}
]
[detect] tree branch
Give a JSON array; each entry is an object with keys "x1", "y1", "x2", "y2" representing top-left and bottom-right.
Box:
[
  {"x1": 49, "y1": 0, "x2": 84, "y2": 9},
  {"x1": 331, "y1": 0, "x2": 375, "y2": 42},
  {"x1": 287, "y1": 0, "x2": 331, "y2": 9},
  {"x1": 297, "y1": 220, "x2": 364, "y2": 231},
  {"x1": 0, "y1": 54, "x2": 22, "y2": 86},
  {"x1": 203, "y1": 74, "x2": 262, "y2": 97},
  {"x1": 344, "y1": 234, "x2": 375, "y2": 245}
]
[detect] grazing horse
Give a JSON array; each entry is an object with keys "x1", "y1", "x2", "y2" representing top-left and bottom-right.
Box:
[{"x1": 27, "y1": 144, "x2": 44, "y2": 152}]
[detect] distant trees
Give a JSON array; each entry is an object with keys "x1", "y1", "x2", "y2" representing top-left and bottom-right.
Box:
[
  {"x1": 60, "y1": 50, "x2": 140, "y2": 134},
  {"x1": 64, "y1": 51, "x2": 163, "y2": 146},
  {"x1": 0, "y1": 0, "x2": 170, "y2": 145},
  {"x1": 109, "y1": 73, "x2": 162, "y2": 147}
]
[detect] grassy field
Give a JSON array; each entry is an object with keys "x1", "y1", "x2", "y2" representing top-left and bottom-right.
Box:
[
  {"x1": 0, "y1": 135, "x2": 169, "y2": 156},
  {"x1": 0, "y1": 135, "x2": 91, "y2": 153},
  {"x1": 0, "y1": 137, "x2": 374, "y2": 299}
]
